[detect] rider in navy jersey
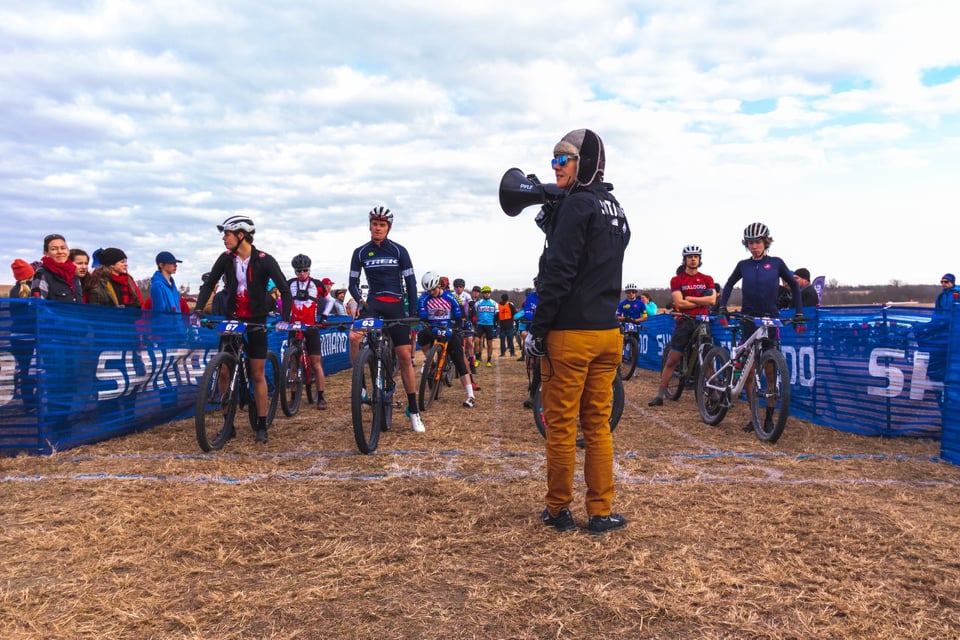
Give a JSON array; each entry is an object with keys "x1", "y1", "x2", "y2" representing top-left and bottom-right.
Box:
[
  {"x1": 718, "y1": 222, "x2": 804, "y2": 431},
  {"x1": 347, "y1": 206, "x2": 425, "y2": 433},
  {"x1": 417, "y1": 271, "x2": 478, "y2": 408},
  {"x1": 719, "y1": 223, "x2": 803, "y2": 321}
]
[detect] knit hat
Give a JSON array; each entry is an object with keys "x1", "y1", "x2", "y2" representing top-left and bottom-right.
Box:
[
  {"x1": 793, "y1": 268, "x2": 811, "y2": 281},
  {"x1": 11, "y1": 258, "x2": 34, "y2": 282},
  {"x1": 554, "y1": 129, "x2": 605, "y2": 185},
  {"x1": 943, "y1": 273, "x2": 956, "y2": 285},
  {"x1": 99, "y1": 247, "x2": 127, "y2": 267}
]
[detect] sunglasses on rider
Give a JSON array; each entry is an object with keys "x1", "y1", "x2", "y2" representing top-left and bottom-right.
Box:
[
  {"x1": 295, "y1": 269, "x2": 310, "y2": 274},
  {"x1": 551, "y1": 154, "x2": 579, "y2": 168}
]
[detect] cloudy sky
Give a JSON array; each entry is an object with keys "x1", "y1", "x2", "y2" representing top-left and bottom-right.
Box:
[{"x1": 2, "y1": 0, "x2": 958, "y2": 294}]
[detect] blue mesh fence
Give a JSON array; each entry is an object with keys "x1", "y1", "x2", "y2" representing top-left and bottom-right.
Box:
[
  {"x1": 1, "y1": 298, "x2": 958, "y2": 460},
  {"x1": 0, "y1": 299, "x2": 351, "y2": 454},
  {"x1": 635, "y1": 304, "x2": 956, "y2": 449}
]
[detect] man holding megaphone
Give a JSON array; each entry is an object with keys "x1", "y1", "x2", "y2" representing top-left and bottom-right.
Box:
[{"x1": 503, "y1": 129, "x2": 631, "y2": 536}]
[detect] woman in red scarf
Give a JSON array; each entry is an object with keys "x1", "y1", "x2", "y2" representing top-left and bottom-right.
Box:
[
  {"x1": 86, "y1": 247, "x2": 144, "y2": 308},
  {"x1": 31, "y1": 234, "x2": 83, "y2": 303}
]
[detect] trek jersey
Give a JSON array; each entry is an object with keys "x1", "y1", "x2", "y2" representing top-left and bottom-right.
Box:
[
  {"x1": 720, "y1": 255, "x2": 802, "y2": 317},
  {"x1": 417, "y1": 290, "x2": 464, "y2": 328},
  {"x1": 288, "y1": 277, "x2": 336, "y2": 325},
  {"x1": 617, "y1": 298, "x2": 647, "y2": 321},
  {"x1": 348, "y1": 238, "x2": 418, "y2": 316},
  {"x1": 475, "y1": 297, "x2": 498, "y2": 327},
  {"x1": 670, "y1": 271, "x2": 715, "y2": 317}
]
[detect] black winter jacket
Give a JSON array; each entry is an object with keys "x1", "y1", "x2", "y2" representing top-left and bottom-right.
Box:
[
  {"x1": 195, "y1": 245, "x2": 292, "y2": 321},
  {"x1": 30, "y1": 267, "x2": 83, "y2": 303},
  {"x1": 530, "y1": 182, "x2": 630, "y2": 337}
]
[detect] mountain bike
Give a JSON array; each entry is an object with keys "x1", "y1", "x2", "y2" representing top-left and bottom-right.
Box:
[
  {"x1": 418, "y1": 326, "x2": 457, "y2": 411},
  {"x1": 532, "y1": 368, "x2": 625, "y2": 449},
  {"x1": 661, "y1": 313, "x2": 714, "y2": 401},
  {"x1": 695, "y1": 312, "x2": 804, "y2": 443},
  {"x1": 279, "y1": 322, "x2": 317, "y2": 416},
  {"x1": 351, "y1": 316, "x2": 420, "y2": 454},
  {"x1": 618, "y1": 320, "x2": 641, "y2": 380},
  {"x1": 195, "y1": 319, "x2": 280, "y2": 452}
]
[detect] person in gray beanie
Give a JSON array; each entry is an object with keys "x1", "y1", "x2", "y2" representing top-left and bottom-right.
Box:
[{"x1": 526, "y1": 128, "x2": 631, "y2": 536}]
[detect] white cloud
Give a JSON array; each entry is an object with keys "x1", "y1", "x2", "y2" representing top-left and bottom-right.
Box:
[{"x1": 1, "y1": 1, "x2": 958, "y2": 290}]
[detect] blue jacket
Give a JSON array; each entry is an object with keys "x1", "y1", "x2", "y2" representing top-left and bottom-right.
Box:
[
  {"x1": 936, "y1": 286, "x2": 960, "y2": 311},
  {"x1": 149, "y1": 270, "x2": 183, "y2": 313}
]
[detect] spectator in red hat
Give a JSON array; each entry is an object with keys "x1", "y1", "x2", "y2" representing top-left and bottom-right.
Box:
[
  {"x1": 30, "y1": 234, "x2": 83, "y2": 303},
  {"x1": 10, "y1": 259, "x2": 34, "y2": 298}
]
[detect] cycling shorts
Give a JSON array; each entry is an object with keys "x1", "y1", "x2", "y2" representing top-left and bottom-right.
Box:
[
  {"x1": 223, "y1": 317, "x2": 268, "y2": 360},
  {"x1": 668, "y1": 317, "x2": 697, "y2": 353},
  {"x1": 358, "y1": 298, "x2": 412, "y2": 347},
  {"x1": 476, "y1": 324, "x2": 494, "y2": 340},
  {"x1": 290, "y1": 329, "x2": 323, "y2": 357}
]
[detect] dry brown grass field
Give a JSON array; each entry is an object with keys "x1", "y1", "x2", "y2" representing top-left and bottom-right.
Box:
[{"x1": 3, "y1": 350, "x2": 960, "y2": 639}]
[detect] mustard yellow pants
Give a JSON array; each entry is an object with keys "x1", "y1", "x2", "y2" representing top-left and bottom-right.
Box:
[{"x1": 541, "y1": 328, "x2": 622, "y2": 517}]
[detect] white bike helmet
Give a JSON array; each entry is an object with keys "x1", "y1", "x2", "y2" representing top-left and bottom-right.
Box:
[
  {"x1": 743, "y1": 222, "x2": 770, "y2": 241},
  {"x1": 217, "y1": 215, "x2": 255, "y2": 235},
  {"x1": 369, "y1": 206, "x2": 393, "y2": 225},
  {"x1": 624, "y1": 282, "x2": 639, "y2": 292},
  {"x1": 421, "y1": 271, "x2": 441, "y2": 290},
  {"x1": 682, "y1": 244, "x2": 702, "y2": 257}
]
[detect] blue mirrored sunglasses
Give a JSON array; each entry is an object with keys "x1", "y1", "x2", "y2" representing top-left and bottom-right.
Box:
[{"x1": 551, "y1": 154, "x2": 579, "y2": 168}]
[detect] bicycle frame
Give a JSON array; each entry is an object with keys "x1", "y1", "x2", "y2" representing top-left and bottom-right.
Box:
[
  {"x1": 287, "y1": 323, "x2": 316, "y2": 388},
  {"x1": 430, "y1": 327, "x2": 452, "y2": 386},
  {"x1": 213, "y1": 320, "x2": 251, "y2": 405},
  {"x1": 702, "y1": 315, "x2": 781, "y2": 398}
]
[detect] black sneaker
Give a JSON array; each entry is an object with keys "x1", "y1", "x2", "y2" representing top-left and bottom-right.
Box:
[
  {"x1": 255, "y1": 428, "x2": 268, "y2": 443},
  {"x1": 648, "y1": 396, "x2": 664, "y2": 407},
  {"x1": 587, "y1": 513, "x2": 628, "y2": 536},
  {"x1": 541, "y1": 507, "x2": 576, "y2": 533}
]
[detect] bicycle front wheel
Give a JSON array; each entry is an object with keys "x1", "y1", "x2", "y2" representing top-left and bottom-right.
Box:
[
  {"x1": 750, "y1": 349, "x2": 790, "y2": 444},
  {"x1": 280, "y1": 346, "x2": 304, "y2": 416},
  {"x1": 352, "y1": 347, "x2": 383, "y2": 454},
  {"x1": 619, "y1": 334, "x2": 639, "y2": 380},
  {"x1": 195, "y1": 352, "x2": 238, "y2": 452},
  {"x1": 696, "y1": 346, "x2": 731, "y2": 426},
  {"x1": 418, "y1": 344, "x2": 441, "y2": 412}
]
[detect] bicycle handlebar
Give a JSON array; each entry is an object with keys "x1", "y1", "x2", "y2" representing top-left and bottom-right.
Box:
[{"x1": 668, "y1": 311, "x2": 712, "y2": 322}]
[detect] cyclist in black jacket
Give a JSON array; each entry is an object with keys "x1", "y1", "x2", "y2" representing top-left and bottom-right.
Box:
[{"x1": 195, "y1": 215, "x2": 292, "y2": 443}]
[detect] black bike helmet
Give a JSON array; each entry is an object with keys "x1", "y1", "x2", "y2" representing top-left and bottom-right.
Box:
[{"x1": 291, "y1": 254, "x2": 312, "y2": 270}]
